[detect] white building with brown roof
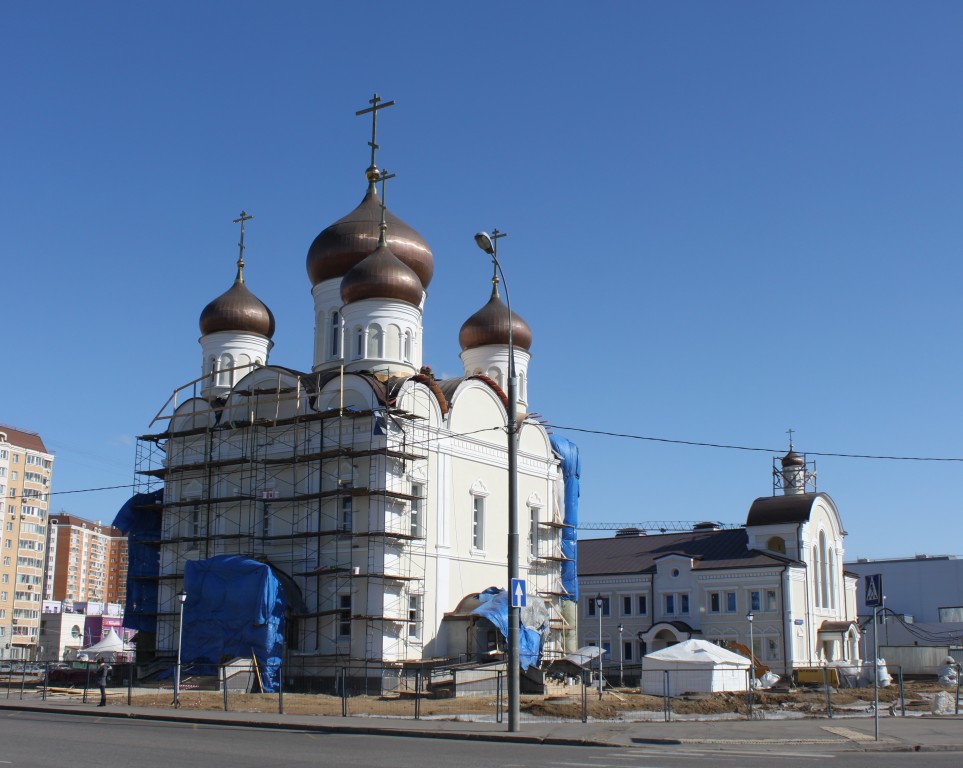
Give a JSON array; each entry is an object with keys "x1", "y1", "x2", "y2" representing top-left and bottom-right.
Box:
[{"x1": 578, "y1": 448, "x2": 860, "y2": 678}]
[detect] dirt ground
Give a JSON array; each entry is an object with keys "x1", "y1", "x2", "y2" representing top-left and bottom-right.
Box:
[{"x1": 103, "y1": 680, "x2": 955, "y2": 719}]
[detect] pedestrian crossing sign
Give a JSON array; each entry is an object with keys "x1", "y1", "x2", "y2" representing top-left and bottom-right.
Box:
[{"x1": 865, "y1": 573, "x2": 883, "y2": 608}]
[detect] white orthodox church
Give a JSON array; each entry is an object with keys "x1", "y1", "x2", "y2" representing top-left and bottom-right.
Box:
[{"x1": 129, "y1": 100, "x2": 577, "y2": 686}]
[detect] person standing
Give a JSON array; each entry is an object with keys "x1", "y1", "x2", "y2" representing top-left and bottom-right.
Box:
[{"x1": 95, "y1": 658, "x2": 111, "y2": 707}]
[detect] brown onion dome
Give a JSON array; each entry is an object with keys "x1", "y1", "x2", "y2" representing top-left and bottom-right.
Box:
[
  {"x1": 199, "y1": 273, "x2": 275, "y2": 339},
  {"x1": 340, "y1": 241, "x2": 423, "y2": 306},
  {"x1": 781, "y1": 447, "x2": 805, "y2": 467},
  {"x1": 306, "y1": 182, "x2": 433, "y2": 289},
  {"x1": 458, "y1": 281, "x2": 533, "y2": 352}
]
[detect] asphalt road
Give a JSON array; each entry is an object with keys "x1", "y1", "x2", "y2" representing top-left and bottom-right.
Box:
[{"x1": 1, "y1": 711, "x2": 961, "y2": 768}]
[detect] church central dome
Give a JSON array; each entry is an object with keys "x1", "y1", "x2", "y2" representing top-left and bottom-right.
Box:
[
  {"x1": 199, "y1": 278, "x2": 275, "y2": 339},
  {"x1": 306, "y1": 184, "x2": 434, "y2": 289}
]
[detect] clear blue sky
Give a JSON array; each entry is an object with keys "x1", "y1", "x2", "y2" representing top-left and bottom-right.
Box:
[{"x1": 2, "y1": 2, "x2": 961, "y2": 559}]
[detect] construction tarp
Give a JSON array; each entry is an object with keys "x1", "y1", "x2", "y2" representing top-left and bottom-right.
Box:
[
  {"x1": 182, "y1": 555, "x2": 286, "y2": 692},
  {"x1": 112, "y1": 490, "x2": 163, "y2": 633},
  {"x1": 550, "y1": 435, "x2": 580, "y2": 602},
  {"x1": 470, "y1": 587, "x2": 544, "y2": 670},
  {"x1": 641, "y1": 639, "x2": 750, "y2": 696}
]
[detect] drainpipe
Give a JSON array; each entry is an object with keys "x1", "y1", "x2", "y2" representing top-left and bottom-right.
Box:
[
  {"x1": 799, "y1": 525, "x2": 813, "y2": 667},
  {"x1": 780, "y1": 565, "x2": 791, "y2": 678}
]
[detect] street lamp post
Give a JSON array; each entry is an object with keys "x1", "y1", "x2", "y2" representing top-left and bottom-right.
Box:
[
  {"x1": 618, "y1": 623, "x2": 624, "y2": 688},
  {"x1": 746, "y1": 611, "x2": 754, "y2": 708},
  {"x1": 595, "y1": 594, "x2": 604, "y2": 700},
  {"x1": 473, "y1": 229, "x2": 519, "y2": 732},
  {"x1": 173, "y1": 590, "x2": 187, "y2": 708}
]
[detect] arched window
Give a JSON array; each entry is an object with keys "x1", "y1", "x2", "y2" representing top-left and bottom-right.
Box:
[
  {"x1": 829, "y1": 548, "x2": 837, "y2": 609},
  {"x1": 767, "y1": 536, "x2": 786, "y2": 554},
  {"x1": 403, "y1": 330, "x2": 412, "y2": 361},
  {"x1": 238, "y1": 354, "x2": 251, "y2": 375},
  {"x1": 487, "y1": 366, "x2": 502, "y2": 388},
  {"x1": 354, "y1": 327, "x2": 364, "y2": 358},
  {"x1": 812, "y1": 544, "x2": 821, "y2": 608},
  {"x1": 818, "y1": 531, "x2": 829, "y2": 609},
  {"x1": 386, "y1": 324, "x2": 401, "y2": 359},
  {"x1": 218, "y1": 354, "x2": 233, "y2": 386},
  {"x1": 367, "y1": 324, "x2": 383, "y2": 357},
  {"x1": 330, "y1": 311, "x2": 341, "y2": 359},
  {"x1": 207, "y1": 356, "x2": 217, "y2": 383}
]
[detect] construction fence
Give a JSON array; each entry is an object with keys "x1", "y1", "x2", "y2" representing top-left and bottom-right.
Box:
[{"x1": 2, "y1": 660, "x2": 961, "y2": 722}]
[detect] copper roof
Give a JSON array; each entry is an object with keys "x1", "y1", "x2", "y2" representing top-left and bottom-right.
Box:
[
  {"x1": 458, "y1": 283, "x2": 533, "y2": 352},
  {"x1": 578, "y1": 528, "x2": 796, "y2": 576},
  {"x1": 199, "y1": 277, "x2": 275, "y2": 339},
  {"x1": 340, "y1": 243, "x2": 423, "y2": 306},
  {"x1": 306, "y1": 186, "x2": 433, "y2": 289},
  {"x1": 0, "y1": 424, "x2": 48, "y2": 453},
  {"x1": 745, "y1": 492, "x2": 835, "y2": 527}
]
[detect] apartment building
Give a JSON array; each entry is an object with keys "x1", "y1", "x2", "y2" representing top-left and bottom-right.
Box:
[
  {"x1": 45, "y1": 514, "x2": 128, "y2": 605},
  {"x1": 0, "y1": 424, "x2": 54, "y2": 660}
]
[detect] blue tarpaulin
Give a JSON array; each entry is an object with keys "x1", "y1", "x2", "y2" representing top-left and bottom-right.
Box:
[
  {"x1": 112, "y1": 490, "x2": 163, "y2": 633},
  {"x1": 550, "y1": 435, "x2": 581, "y2": 602},
  {"x1": 182, "y1": 556, "x2": 286, "y2": 692},
  {"x1": 470, "y1": 587, "x2": 543, "y2": 670}
]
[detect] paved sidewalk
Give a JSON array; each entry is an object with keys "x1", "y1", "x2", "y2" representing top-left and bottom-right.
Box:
[{"x1": 1, "y1": 697, "x2": 961, "y2": 753}]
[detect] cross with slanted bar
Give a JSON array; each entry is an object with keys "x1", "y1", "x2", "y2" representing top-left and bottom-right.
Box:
[
  {"x1": 233, "y1": 210, "x2": 253, "y2": 279},
  {"x1": 356, "y1": 93, "x2": 396, "y2": 172}
]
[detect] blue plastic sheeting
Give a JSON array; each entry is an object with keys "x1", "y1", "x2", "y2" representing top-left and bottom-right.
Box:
[
  {"x1": 550, "y1": 435, "x2": 581, "y2": 602},
  {"x1": 470, "y1": 587, "x2": 542, "y2": 670},
  {"x1": 182, "y1": 556, "x2": 286, "y2": 692},
  {"x1": 112, "y1": 491, "x2": 163, "y2": 633}
]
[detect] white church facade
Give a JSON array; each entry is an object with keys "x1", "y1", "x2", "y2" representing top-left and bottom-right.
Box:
[{"x1": 127, "y1": 100, "x2": 576, "y2": 685}]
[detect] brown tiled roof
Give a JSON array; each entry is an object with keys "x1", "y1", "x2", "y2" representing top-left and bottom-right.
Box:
[
  {"x1": 578, "y1": 528, "x2": 796, "y2": 576},
  {"x1": 0, "y1": 424, "x2": 48, "y2": 453}
]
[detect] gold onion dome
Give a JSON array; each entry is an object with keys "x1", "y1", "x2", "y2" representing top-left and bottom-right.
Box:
[
  {"x1": 199, "y1": 271, "x2": 275, "y2": 339},
  {"x1": 341, "y1": 240, "x2": 423, "y2": 306},
  {"x1": 458, "y1": 281, "x2": 533, "y2": 352},
  {"x1": 306, "y1": 180, "x2": 434, "y2": 289}
]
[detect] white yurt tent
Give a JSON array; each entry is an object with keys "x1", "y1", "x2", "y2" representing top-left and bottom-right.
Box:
[{"x1": 641, "y1": 639, "x2": 750, "y2": 696}]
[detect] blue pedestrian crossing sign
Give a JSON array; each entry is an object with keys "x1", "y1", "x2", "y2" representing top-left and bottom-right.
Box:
[
  {"x1": 511, "y1": 578, "x2": 527, "y2": 608},
  {"x1": 865, "y1": 574, "x2": 883, "y2": 608}
]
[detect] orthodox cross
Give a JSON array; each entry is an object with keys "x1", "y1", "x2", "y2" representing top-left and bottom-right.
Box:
[
  {"x1": 377, "y1": 169, "x2": 397, "y2": 241},
  {"x1": 356, "y1": 93, "x2": 396, "y2": 173},
  {"x1": 786, "y1": 427, "x2": 795, "y2": 449},
  {"x1": 232, "y1": 211, "x2": 253, "y2": 280}
]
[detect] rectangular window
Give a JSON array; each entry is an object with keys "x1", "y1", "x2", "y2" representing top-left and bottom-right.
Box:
[
  {"x1": 939, "y1": 607, "x2": 963, "y2": 623},
  {"x1": 665, "y1": 594, "x2": 675, "y2": 615},
  {"x1": 472, "y1": 496, "x2": 485, "y2": 550},
  {"x1": 409, "y1": 484, "x2": 423, "y2": 537},
  {"x1": 587, "y1": 596, "x2": 610, "y2": 617},
  {"x1": 622, "y1": 595, "x2": 632, "y2": 616},
  {"x1": 709, "y1": 592, "x2": 720, "y2": 613},
  {"x1": 726, "y1": 591, "x2": 737, "y2": 612},
  {"x1": 341, "y1": 497, "x2": 353, "y2": 532},
  {"x1": 529, "y1": 507, "x2": 539, "y2": 558},
  {"x1": 680, "y1": 593, "x2": 690, "y2": 615},
  {"x1": 750, "y1": 590, "x2": 761, "y2": 612},
  {"x1": 408, "y1": 595, "x2": 421, "y2": 639},
  {"x1": 338, "y1": 594, "x2": 351, "y2": 638},
  {"x1": 766, "y1": 590, "x2": 777, "y2": 612},
  {"x1": 638, "y1": 595, "x2": 647, "y2": 615},
  {"x1": 624, "y1": 641, "x2": 633, "y2": 662}
]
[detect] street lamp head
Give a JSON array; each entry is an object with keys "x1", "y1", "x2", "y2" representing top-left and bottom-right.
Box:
[
  {"x1": 746, "y1": 612, "x2": 753, "y2": 622},
  {"x1": 618, "y1": 624, "x2": 623, "y2": 633},
  {"x1": 177, "y1": 591, "x2": 187, "y2": 604},
  {"x1": 595, "y1": 594, "x2": 604, "y2": 607},
  {"x1": 474, "y1": 231, "x2": 495, "y2": 255}
]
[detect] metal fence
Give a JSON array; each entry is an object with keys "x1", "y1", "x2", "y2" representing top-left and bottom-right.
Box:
[{"x1": 2, "y1": 659, "x2": 960, "y2": 722}]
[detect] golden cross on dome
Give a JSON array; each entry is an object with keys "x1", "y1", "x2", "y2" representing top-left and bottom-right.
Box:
[
  {"x1": 233, "y1": 210, "x2": 253, "y2": 281},
  {"x1": 356, "y1": 93, "x2": 396, "y2": 174}
]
